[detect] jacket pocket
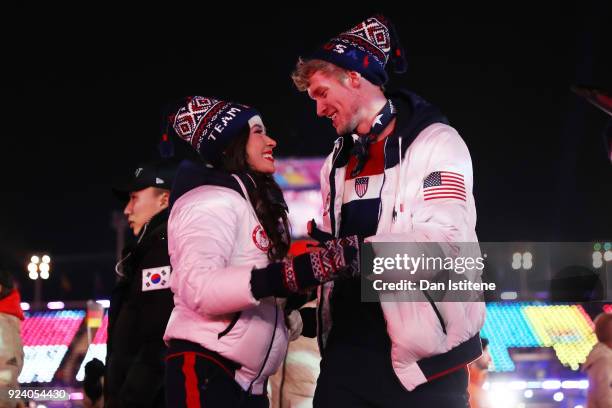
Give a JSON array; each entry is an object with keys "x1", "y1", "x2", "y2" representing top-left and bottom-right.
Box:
[
  {"x1": 422, "y1": 291, "x2": 447, "y2": 335},
  {"x1": 218, "y1": 312, "x2": 242, "y2": 339}
]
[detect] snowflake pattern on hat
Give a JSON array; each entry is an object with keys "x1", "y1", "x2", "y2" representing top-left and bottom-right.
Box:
[
  {"x1": 341, "y1": 16, "x2": 391, "y2": 64},
  {"x1": 173, "y1": 96, "x2": 227, "y2": 151},
  {"x1": 310, "y1": 14, "x2": 405, "y2": 86},
  {"x1": 169, "y1": 96, "x2": 260, "y2": 164}
]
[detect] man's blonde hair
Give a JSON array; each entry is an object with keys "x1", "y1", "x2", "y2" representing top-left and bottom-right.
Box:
[{"x1": 291, "y1": 58, "x2": 349, "y2": 92}]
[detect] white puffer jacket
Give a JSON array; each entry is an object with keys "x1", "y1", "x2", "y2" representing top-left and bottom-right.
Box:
[
  {"x1": 164, "y1": 173, "x2": 288, "y2": 395},
  {"x1": 317, "y1": 91, "x2": 486, "y2": 391}
]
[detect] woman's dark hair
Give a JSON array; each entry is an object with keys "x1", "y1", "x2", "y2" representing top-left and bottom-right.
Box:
[{"x1": 222, "y1": 126, "x2": 290, "y2": 261}]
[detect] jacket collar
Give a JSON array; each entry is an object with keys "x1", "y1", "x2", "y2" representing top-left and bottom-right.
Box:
[
  {"x1": 169, "y1": 160, "x2": 255, "y2": 211},
  {"x1": 331, "y1": 90, "x2": 448, "y2": 170},
  {"x1": 136, "y1": 208, "x2": 168, "y2": 243}
]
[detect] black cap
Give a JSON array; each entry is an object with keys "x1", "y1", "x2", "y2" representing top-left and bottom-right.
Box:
[{"x1": 112, "y1": 160, "x2": 178, "y2": 201}]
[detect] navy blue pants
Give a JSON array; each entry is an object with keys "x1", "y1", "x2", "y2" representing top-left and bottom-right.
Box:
[
  {"x1": 165, "y1": 340, "x2": 268, "y2": 408},
  {"x1": 313, "y1": 344, "x2": 469, "y2": 408}
]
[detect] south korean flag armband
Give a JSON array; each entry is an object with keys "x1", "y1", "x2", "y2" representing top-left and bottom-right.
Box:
[{"x1": 142, "y1": 266, "x2": 172, "y2": 291}]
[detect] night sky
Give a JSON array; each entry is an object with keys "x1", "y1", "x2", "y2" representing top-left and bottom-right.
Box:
[{"x1": 4, "y1": 5, "x2": 611, "y2": 301}]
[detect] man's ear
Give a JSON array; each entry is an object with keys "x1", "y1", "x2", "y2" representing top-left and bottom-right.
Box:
[
  {"x1": 347, "y1": 71, "x2": 362, "y2": 88},
  {"x1": 160, "y1": 191, "x2": 170, "y2": 208}
]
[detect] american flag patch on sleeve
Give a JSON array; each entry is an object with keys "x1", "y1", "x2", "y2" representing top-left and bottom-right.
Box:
[{"x1": 423, "y1": 171, "x2": 466, "y2": 201}]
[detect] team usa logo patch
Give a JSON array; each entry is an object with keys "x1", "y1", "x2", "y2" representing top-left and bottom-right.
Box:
[
  {"x1": 142, "y1": 266, "x2": 171, "y2": 292},
  {"x1": 252, "y1": 225, "x2": 270, "y2": 252},
  {"x1": 354, "y1": 177, "x2": 369, "y2": 198}
]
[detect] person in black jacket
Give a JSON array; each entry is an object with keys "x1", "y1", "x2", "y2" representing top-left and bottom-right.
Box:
[{"x1": 105, "y1": 160, "x2": 177, "y2": 408}]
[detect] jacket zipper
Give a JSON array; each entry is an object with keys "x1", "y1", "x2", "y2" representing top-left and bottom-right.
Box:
[
  {"x1": 377, "y1": 136, "x2": 390, "y2": 224},
  {"x1": 318, "y1": 138, "x2": 344, "y2": 351},
  {"x1": 328, "y1": 137, "x2": 343, "y2": 237},
  {"x1": 114, "y1": 221, "x2": 149, "y2": 277}
]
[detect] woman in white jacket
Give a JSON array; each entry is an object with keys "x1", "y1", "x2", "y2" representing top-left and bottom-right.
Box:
[{"x1": 163, "y1": 96, "x2": 359, "y2": 408}]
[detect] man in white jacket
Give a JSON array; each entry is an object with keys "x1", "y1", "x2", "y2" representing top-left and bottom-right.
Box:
[{"x1": 292, "y1": 14, "x2": 485, "y2": 407}]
